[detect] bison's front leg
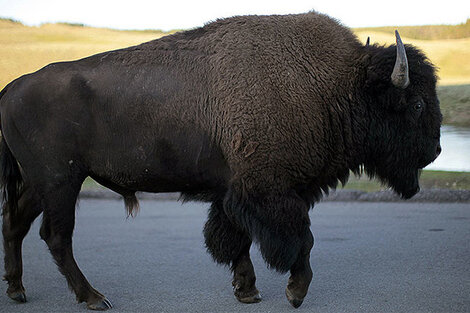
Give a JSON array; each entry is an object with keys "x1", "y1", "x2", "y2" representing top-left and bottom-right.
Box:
[
  {"x1": 203, "y1": 200, "x2": 261, "y2": 303},
  {"x1": 231, "y1": 244, "x2": 261, "y2": 303},
  {"x1": 224, "y1": 187, "x2": 313, "y2": 308},
  {"x1": 285, "y1": 229, "x2": 314, "y2": 308}
]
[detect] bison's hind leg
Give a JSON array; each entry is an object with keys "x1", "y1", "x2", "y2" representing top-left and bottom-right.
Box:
[
  {"x1": 203, "y1": 200, "x2": 261, "y2": 303},
  {"x1": 38, "y1": 178, "x2": 112, "y2": 310},
  {"x1": 2, "y1": 186, "x2": 42, "y2": 303}
]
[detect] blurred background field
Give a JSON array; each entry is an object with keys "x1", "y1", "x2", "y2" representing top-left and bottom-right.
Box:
[
  {"x1": 0, "y1": 18, "x2": 170, "y2": 89},
  {"x1": 1, "y1": 17, "x2": 469, "y2": 192}
]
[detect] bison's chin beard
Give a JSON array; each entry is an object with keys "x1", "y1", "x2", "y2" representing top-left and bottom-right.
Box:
[
  {"x1": 388, "y1": 169, "x2": 421, "y2": 199},
  {"x1": 397, "y1": 181, "x2": 420, "y2": 199},
  {"x1": 365, "y1": 166, "x2": 421, "y2": 199}
]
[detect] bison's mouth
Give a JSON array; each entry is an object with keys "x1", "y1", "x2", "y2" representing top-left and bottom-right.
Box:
[
  {"x1": 399, "y1": 184, "x2": 420, "y2": 199},
  {"x1": 391, "y1": 169, "x2": 421, "y2": 199}
]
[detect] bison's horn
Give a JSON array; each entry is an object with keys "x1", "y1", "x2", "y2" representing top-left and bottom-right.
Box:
[
  {"x1": 391, "y1": 30, "x2": 410, "y2": 89},
  {"x1": 366, "y1": 37, "x2": 370, "y2": 46}
]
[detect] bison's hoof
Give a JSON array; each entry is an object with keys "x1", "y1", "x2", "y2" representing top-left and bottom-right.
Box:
[
  {"x1": 233, "y1": 281, "x2": 262, "y2": 304},
  {"x1": 236, "y1": 291, "x2": 262, "y2": 303},
  {"x1": 7, "y1": 290, "x2": 27, "y2": 303},
  {"x1": 87, "y1": 298, "x2": 113, "y2": 311},
  {"x1": 285, "y1": 288, "x2": 304, "y2": 308}
]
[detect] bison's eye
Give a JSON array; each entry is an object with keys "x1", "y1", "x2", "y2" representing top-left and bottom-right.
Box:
[{"x1": 413, "y1": 101, "x2": 423, "y2": 112}]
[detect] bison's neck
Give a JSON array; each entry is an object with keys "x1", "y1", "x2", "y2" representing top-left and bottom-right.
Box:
[{"x1": 316, "y1": 51, "x2": 369, "y2": 178}]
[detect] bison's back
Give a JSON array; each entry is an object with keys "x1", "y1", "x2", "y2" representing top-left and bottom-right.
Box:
[{"x1": 0, "y1": 53, "x2": 227, "y2": 193}]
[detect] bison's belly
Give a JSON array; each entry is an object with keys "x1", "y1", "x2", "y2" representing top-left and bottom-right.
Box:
[{"x1": 86, "y1": 127, "x2": 229, "y2": 194}]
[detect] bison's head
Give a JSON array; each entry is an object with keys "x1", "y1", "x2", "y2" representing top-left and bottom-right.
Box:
[{"x1": 363, "y1": 31, "x2": 442, "y2": 199}]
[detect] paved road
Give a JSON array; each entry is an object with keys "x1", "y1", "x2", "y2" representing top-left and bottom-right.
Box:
[{"x1": 1, "y1": 199, "x2": 469, "y2": 313}]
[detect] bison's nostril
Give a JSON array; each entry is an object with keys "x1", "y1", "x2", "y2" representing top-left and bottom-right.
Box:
[{"x1": 436, "y1": 144, "x2": 442, "y2": 157}]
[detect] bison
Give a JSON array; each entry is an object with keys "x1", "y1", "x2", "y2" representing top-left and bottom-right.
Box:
[{"x1": 0, "y1": 11, "x2": 441, "y2": 310}]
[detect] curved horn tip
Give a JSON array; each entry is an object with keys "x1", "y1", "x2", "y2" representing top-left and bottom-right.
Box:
[
  {"x1": 395, "y1": 30, "x2": 404, "y2": 46},
  {"x1": 391, "y1": 30, "x2": 410, "y2": 89},
  {"x1": 395, "y1": 30, "x2": 401, "y2": 40},
  {"x1": 365, "y1": 37, "x2": 370, "y2": 46}
]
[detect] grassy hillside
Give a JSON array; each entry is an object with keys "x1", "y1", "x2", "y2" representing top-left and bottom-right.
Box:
[
  {"x1": 0, "y1": 18, "x2": 169, "y2": 88},
  {"x1": 355, "y1": 19, "x2": 470, "y2": 40}
]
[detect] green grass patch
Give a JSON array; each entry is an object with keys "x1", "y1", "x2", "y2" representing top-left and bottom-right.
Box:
[
  {"x1": 82, "y1": 177, "x2": 105, "y2": 189},
  {"x1": 437, "y1": 84, "x2": 470, "y2": 127},
  {"x1": 56, "y1": 22, "x2": 86, "y2": 27},
  {"x1": 345, "y1": 170, "x2": 470, "y2": 192}
]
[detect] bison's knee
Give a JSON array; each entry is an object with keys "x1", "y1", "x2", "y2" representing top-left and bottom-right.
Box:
[
  {"x1": 224, "y1": 188, "x2": 311, "y2": 273},
  {"x1": 204, "y1": 200, "x2": 250, "y2": 266}
]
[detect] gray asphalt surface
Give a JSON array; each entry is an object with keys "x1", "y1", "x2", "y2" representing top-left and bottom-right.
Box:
[{"x1": 1, "y1": 199, "x2": 469, "y2": 313}]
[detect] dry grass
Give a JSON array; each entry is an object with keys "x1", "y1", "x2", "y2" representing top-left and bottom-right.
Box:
[
  {"x1": 355, "y1": 19, "x2": 470, "y2": 40},
  {"x1": 0, "y1": 19, "x2": 167, "y2": 88}
]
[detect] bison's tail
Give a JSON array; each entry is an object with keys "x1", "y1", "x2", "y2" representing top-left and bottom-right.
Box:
[
  {"x1": 0, "y1": 130, "x2": 23, "y2": 217},
  {"x1": 0, "y1": 83, "x2": 23, "y2": 217}
]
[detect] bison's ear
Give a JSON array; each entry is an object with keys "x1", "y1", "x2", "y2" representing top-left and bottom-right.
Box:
[{"x1": 364, "y1": 58, "x2": 387, "y2": 91}]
